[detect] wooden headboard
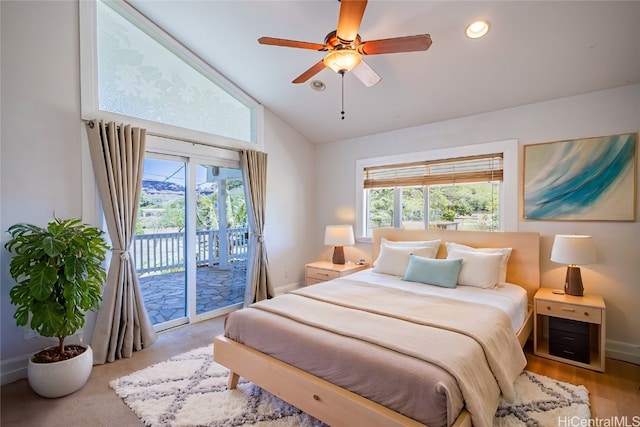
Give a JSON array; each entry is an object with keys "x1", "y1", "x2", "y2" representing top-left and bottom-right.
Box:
[{"x1": 372, "y1": 228, "x2": 540, "y2": 302}]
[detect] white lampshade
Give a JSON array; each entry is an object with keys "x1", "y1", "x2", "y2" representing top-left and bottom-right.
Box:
[
  {"x1": 324, "y1": 225, "x2": 355, "y2": 246},
  {"x1": 323, "y1": 50, "x2": 362, "y2": 73},
  {"x1": 550, "y1": 235, "x2": 596, "y2": 266}
]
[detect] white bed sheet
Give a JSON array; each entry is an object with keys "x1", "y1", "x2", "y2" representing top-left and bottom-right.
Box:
[{"x1": 337, "y1": 268, "x2": 528, "y2": 333}]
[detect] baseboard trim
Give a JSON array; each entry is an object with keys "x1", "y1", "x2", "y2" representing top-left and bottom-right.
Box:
[
  {"x1": 1, "y1": 353, "x2": 30, "y2": 386},
  {"x1": 606, "y1": 340, "x2": 640, "y2": 365},
  {"x1": 274, "y1": 281, "x2": 303, "y2": 295}
]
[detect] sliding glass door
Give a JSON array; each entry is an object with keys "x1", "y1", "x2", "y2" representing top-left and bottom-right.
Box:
[
  {"x1": 134, "y1": 153, "x2": 247, "y2": 331},
  {"x1": 134, "y1": 156, "x2": 187, "y2": 327},
  {"x1": 194, "y1": 163, "x2": 247, "y2": 316}
]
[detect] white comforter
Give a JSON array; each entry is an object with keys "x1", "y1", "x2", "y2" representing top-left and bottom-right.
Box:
[{"x1": 344, "y1": 268, "x2": 529, "y2": 332}]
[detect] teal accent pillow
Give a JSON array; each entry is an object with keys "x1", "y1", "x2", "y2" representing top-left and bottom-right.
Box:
[{"x1": 403, "y1": 255, "x2": 462, "y2": 288}]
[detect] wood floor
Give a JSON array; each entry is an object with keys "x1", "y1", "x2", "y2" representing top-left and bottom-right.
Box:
[
  {"x1": 1, "y1": 321, "x2": 638, "y2": 426},
  {"x1": 523, "y1": 342, "x2": 640, "y2": 420}
]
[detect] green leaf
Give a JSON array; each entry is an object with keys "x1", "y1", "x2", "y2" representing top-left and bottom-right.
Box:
[
  {"x1": 31, "y1": 300, "x2": 64, "y2": 338},
  {"x1": 28, "y1": 264, "x2": 57, "y2": 301},
  {"x1": 42, "y1": 236, "x2": 66, "y2": 257},
  {"x1": 9, "y1": 282, "x2": 31, "y2": 304},
  {"x1": 13, "y1": 304, "x2": 30, "y2": 327},
  {"x1": 64, "y1": 256, "x2": 82, "y2": 282}
]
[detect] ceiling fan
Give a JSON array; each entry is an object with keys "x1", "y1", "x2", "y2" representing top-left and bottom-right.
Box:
[{"x1": 258, "y1": 0, "x2": 433, "y2": 88}]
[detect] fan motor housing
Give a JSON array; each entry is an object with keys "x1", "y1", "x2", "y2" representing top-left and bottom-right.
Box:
[{"x1": 324, "y1": 30, "x2": 361, "y2": 50}]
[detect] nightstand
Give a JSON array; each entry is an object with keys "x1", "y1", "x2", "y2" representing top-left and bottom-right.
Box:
[
  {"x1": 305, "y1": 261, "x2": 369, "y2": 286},
  {"x1": 534, "y1": 287, "x2": 606, "y2": 372}
]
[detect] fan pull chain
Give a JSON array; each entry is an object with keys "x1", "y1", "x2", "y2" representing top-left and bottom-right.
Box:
[{"x1": 340, "y1": 70, "x2": 345, "y2": 120}]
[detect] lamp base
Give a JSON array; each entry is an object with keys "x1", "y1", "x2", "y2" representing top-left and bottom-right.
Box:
[
  {"x1": 564, "y1": 265, "x2": 584, "y2": 296},
  {"x1": 332, "y1": 246, "x2": 345, "y2": 264}
]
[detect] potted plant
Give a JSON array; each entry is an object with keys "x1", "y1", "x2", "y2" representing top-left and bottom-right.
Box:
[{"x1": 5, "y1": 217, "x2": 108, "y2": 398}]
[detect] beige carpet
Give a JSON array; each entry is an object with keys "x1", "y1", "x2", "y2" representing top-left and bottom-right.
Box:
[
  {"x1": 111, "y1": 344, "x2": 591, "y2": 427},
  {"x1": 1, "y1": 317, "x2": 225, "y2": 427}
]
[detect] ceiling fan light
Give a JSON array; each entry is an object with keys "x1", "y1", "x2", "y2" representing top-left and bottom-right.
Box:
[
  {"x1": 323, "y1": 50, "x2": 362, "y2": 73},
  {"x1": 465, "y1": 19, "x2": 491, "y2": 39}
]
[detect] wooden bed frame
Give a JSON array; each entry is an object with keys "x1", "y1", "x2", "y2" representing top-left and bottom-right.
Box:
[{"x1": 214, "y1": 229, "x2": 540, "y2": 427}]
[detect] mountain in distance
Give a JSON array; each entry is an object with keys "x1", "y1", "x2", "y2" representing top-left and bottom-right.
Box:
[
  {"x1": 142, "y1": 180, "x2": 184, "y2": 194},
  {"x1": 143, "y1": 180, "x2": 216, "y2": 195}
]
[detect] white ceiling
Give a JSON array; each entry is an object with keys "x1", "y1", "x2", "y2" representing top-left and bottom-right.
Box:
[{"x1": 128, "y1": 1, "x2": 640, "y2": 144}]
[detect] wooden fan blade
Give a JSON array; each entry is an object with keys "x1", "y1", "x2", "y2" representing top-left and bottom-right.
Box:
[
  {"x1": 292, "y1": 60, "x2": 326, "y2": 84},
  {"x1": 258, "y1": 37, "x2": 326, "y2": 51},
  {"x1": 358, "y1": 34, "x2": 432, "y2": 55},
  {"x1": 352, "y1": 59, "x2": 381, "y2": 87},
  {"x1": 337, "y1": 0, "x2": 368, "y2": 43}
]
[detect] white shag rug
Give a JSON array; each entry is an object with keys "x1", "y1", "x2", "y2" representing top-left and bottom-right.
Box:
[{"x1": 111, "y1": 345, "x2": 590, "y2": 427}]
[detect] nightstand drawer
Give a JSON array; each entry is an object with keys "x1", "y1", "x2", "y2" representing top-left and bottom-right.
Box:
[
  {"x1": 306, "y1": 267, "x2": 340, "y2": 281},
  {"x1": 549, "y1": 317, "x2": 589, "y2": 335},
  {"x1": 549, "y1": 340, "x2": 590, "y2": 364},
  {"x1": 549, "y1": 328, "x2": 590, "y2": 348},
  {"x1": 536, "y1": 300, "x2": 602, "y2": 324}
]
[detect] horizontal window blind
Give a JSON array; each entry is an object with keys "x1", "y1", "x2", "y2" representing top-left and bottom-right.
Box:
[{"x1": 364, "y1": 153, "x2": 503, "y2": 189}]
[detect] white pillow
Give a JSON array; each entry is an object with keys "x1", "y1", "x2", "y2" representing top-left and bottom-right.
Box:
[
  {"x1": 373, "y1": 245, "x2": 438, "y2": 277},
  {"x1": 445, "y1": 242, "x2": 512, "y2": 284},
  {"x1": 446, "y1": 248, "x2": 504, "y2": 289}
]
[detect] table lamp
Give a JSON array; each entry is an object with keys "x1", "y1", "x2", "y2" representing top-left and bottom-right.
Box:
[
  {"x1": 324, "y1": 225, "x2": 355, "y2": 265},
  {"x1": 550, "y1": 235, "x2": 596, "y2": 296}
]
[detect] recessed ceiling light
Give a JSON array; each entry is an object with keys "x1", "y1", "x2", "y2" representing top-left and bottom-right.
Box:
[
  {"x1": 465, "y1": 19, "x2": 491, "y2": 39},
  {"x1": 310, "y1": 80, "x2": 326, "y2": 91}
]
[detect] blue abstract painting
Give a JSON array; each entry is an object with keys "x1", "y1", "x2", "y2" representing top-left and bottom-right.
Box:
[{"x1": 524, "y1": 133, "x2": 637, "y2": 221}]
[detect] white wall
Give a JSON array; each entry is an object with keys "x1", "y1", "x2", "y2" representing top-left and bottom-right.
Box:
[
  {"x1": 262, "y1": 109, "x2": 317, "y2": 291},
  {"x1": 1, "y1": 0, "x2": 85, "y2": 365},
  {"x1": 0, "y1": 0, "x2": 316, "y2": 379},
  {"x1": 315, "y1": 84, "x2": 640, "y2": 363}
]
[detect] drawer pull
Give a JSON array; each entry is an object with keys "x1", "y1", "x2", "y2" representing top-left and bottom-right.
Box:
[
  {"x1": 584, "y1": 312, "x2": 589, "y2": 316},
  {"x1": 561, "y1": 308, "x2": 576, "y2": 312},
  {"x1": 313, "y1": 394, "x2": 320, "y2": 401},
  {"x1": 319, "y1": 273, "x2": 329, "y2": 277}
]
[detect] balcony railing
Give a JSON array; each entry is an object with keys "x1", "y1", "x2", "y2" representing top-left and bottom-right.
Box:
[{"x1": 132, "y1": 227, "x2": 249, "y2": 274}]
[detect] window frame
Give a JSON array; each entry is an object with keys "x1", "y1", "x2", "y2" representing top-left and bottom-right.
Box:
[
  {"x1": 79, "y1": 0, "x2": 263, "y2": 151},
  {"x1": 355, "y1": 140, "x2": 518, "y2": 242}
]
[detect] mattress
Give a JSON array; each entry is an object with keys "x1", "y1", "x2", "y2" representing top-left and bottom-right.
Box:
[{"x1": 224, "y1": 271, "x2": 527, "y2": 427}]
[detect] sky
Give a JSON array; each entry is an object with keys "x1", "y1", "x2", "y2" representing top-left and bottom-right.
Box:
[{"x1": 143, "y1": 158, "x2": 242, "y2": 187}]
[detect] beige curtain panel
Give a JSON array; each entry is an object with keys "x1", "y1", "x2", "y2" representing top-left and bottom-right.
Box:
[
  {"x1": 241, "y1": 150, "x2": 274, "y2": 304},
  {"x1": 85, "y1": 119, "x2": 157, "y2": 364}
]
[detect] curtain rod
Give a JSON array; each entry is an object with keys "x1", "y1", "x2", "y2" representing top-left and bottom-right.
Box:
[
  {"x1": 147, "y1": 132, "x2": 244, "y2": 153},
  {"x1": 85, "y1": 120, "x2": 244, "y2": 153}
]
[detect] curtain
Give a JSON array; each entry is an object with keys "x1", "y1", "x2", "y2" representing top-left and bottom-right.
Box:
[
  {"x1": 85, "y1": 119, "x2": 157, "y2": 364},
  {"x1": 241, "y1": 150, "x2": 274, "y2": 304}
]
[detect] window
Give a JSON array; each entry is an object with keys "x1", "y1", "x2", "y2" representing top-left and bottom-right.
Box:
[
  {"x1": 79, "y1": 1, "x2": 257, "y2": 330},
  {"x1": 80, "y1": 0, "x2": 262, "y2": 148},
  {"x1": 356, "y1": 140, "x2": 518, "y2": 239}
]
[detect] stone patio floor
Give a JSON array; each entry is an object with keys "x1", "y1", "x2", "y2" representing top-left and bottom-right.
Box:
[{"x1": 138, "y1": 261, "x2": 247, "y2": 325}]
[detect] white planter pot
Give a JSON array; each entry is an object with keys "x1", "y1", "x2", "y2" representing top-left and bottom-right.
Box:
[{"x1": 28, "y1": 344, "x2": 93, "y2": 398}]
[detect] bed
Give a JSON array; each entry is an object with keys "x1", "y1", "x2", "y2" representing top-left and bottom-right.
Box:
[{"x1": 214, "y1": 228, "x2": 540, "y2": 427}]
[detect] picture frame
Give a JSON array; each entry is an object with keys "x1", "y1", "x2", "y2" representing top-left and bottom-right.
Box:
[{"x1": 523, "y1": 133, "x2": 637, "y2": 221}]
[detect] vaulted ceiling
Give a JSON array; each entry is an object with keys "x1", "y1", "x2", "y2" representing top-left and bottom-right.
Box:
[{"x1": 129, "y1": 1, "x2": 640, "y2": 144}]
